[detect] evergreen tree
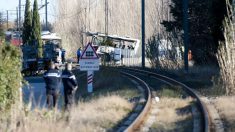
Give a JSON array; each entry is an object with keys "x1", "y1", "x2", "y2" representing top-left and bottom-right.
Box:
[
  {"x1": 0, "y1": 12, "x2": 4, "y2": 38},
  {"x1": 162, "y1": 0, "x2": 223, "y2": 65},
  {"x1": 31, "y1": 0, "x2": 42, "y2": 58},
  {"x1": 22, "y1": 0, "x2": 32, "y2": 45},
  {"x1": 211, "y1": 0, "x2": 227, "y2": 43}
]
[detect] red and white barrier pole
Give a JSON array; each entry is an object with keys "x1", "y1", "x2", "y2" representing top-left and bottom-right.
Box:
[{"x1": 87, "y1": 71, "x2": 94, "y2": 93}]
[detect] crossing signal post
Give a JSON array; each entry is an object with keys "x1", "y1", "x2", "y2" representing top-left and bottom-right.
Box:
[
  {"x1": 183, "y1": 0, "x2": 189, "y2": 72},
  {"x1": 80, "y1": 43, "x2": 100, "y2": 93},
  {"x1": 141, "y1": 0, "x2": 145, "y2": 68}
]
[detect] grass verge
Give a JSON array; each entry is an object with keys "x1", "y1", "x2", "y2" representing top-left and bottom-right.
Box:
[
  {"x1": 74, "y1": 67, "x2": 140, "y2": 100},
  {"x1": 0, "y1": 95, "x2": 132, "y2": 132},
  {"x1": 150, "y1": 97, "x2": 193, "y2": 132},
  {"x1": 212, "y1": 96, "x2": 235, "y2": 132},
  {"x1": 152, "y1": 65, "x2": 225, "y2": 96},
  {"x1": 1, "y1": 66, "x2": 140, "y2": 131}
]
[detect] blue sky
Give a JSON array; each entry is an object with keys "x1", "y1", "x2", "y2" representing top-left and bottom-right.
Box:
[{"x1": 0, "y1": 0, "x2": 56, "y2": 23}]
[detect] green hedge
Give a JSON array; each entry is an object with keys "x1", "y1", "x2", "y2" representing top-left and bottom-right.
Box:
[{"x1": 0, "y1": 44, "x2": 22, "y2": 112}]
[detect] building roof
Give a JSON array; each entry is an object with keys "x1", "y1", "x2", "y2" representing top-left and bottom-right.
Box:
[{"x1": 41, "y1": 32, "x2": 61, "y2": 40}]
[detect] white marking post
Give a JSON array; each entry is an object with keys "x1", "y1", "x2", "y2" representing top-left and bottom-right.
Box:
[
  {"x1": 87, "y1": 71, "x2": 94, "y2": 92},
  {"x1": 80, "y1": 43, "x2": 99, "y2": 93}
]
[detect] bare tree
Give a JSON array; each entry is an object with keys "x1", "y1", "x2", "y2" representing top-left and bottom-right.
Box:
[
  {"x1": 217, "y1": 0, "x2": 235, "y2": 95},
  {"x1": 55, "y1": 0, "x2": 174, "y2": 60},
  {"x1": 54, "y1": 0, "x2": 85, "y2": 57}
]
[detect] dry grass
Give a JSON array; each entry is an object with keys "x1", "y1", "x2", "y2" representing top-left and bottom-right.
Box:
[
  {"x1": 161, "y1": 65, "x2": 224, "y2": 96},
  {"x1": 212, "y1": 96, "x2": 235, "y2": 131},
  {"x1": 74, "y1": 67, "x2": 140, "y2": 99},
  {"x1": 156, "y1": 97, "x2": 192, "y2": 123},
  {"x1": 0, "y1": 95, "x2": 133, "y2": 132},
  {"x1": 217, "y1": 6, "x2": 235, "y2": 95},
  {"x1": 151, "y1": 97, "x2": 193, "y2": 131},
  {"x1": 0, "y1": 67, "x2": 138, "y2": 131}
]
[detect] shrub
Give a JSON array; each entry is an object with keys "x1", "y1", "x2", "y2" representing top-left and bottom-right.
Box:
[
  {"x1": 146, "y1": 34, "x2": 183, "y2": 69},
  {"x1": 0, "y1": 44, "x2": 23, "y2": 112}
]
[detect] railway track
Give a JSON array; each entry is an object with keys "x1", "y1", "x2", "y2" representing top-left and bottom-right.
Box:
[
  {"x1": 117, "y1": 67, "x2": 211, "y2": 132},
  {"x1": 115, "y1": 71, "x2": 152, "y2": 132}
]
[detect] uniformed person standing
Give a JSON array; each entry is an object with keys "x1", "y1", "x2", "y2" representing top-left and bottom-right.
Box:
[
  {"x1": 43, "y1": 62, "x2": 61, "y2": 108},
  {"x1": 77, "y1": 47, "x2": 82, "y2": 64},
  {"x1": 61, "y1": 63, "x2": 78, "y2": 110},
  {"x1": 61, "y1": 49, "x2": 66, "y2": 64}
]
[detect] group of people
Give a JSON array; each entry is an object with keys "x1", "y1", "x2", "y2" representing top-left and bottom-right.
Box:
[
  {"x1": 43, "y1": 47, "x2": 82, "y2": 110},
  {"x1": 43, "y1": 62, "x2": 78, "y2": 110},
  {"x1": 60, "y1": 47, "x2": 82, "y2": 64}
]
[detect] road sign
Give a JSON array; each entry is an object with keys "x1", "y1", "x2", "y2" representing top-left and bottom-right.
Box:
[
  {"x1": 80, "y1": 43, "x2": 99, "y2": 59},
  {"x1": 80, "y1": 43, "x2": 100, "y2": 93},
  {"x1": 79, "y1": 59, "x2": 99, "y2": 71},
  {"x1": 80, "y1": 43, "x2": 100, "y2": 71}
]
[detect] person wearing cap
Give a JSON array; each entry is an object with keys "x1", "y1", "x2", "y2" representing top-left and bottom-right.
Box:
[
  {"x1": 61, "y1": 63, "x2": 78, "y2": 110},
  {"x1": 43, "y1": 62, "x2": 61, "y2": 108}
]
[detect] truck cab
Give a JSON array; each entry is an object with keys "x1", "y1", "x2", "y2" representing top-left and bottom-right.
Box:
[
  {"x1": 41, "y1": 32, "x2": 62, "y2": 64},
  {"x1": 21, "y1": 32, "x2": 62, "y2": 76}
]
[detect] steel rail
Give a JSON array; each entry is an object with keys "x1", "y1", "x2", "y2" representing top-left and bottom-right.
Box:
[
  {"x1": 121, "y1": 67, "x2": 210, "y2": 132},
  {"x1": 120, "y1": 71, "x2": 152, "y2": 132}
]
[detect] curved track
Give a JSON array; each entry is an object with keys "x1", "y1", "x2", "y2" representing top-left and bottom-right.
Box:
[
  {"x1": 115, "y1": 72, "x2": 152, "y2": 132},
  {"x1": 119, "y1": 67, "x2": 210, "y2": 132}
]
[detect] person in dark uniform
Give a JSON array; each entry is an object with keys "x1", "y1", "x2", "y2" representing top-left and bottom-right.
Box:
[
  {"x1": 43, "y1": 62, "x2": 61, "y2": 108},
  {"x1": 77, "y1": 47, "x2": 81, "y2": 64},
  {"x1": 61, "y1": 49, "x2": 66, "y2": 64},
  {"x1": 61, "y1": 63, "x2": 78, "y2": 110}
]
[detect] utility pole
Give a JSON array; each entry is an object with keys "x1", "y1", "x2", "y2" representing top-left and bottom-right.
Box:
[
  {"x1": 38, "y1": 1, "x2": 49, "y2": 30},
  {"x1": 85, "y1": 7, "x2": 87, "y2": 43},
  {"x1": 89, "y1": 0, "x2": 90, "y2": 31},
  {"x1": 183, "y1": 0, "x2": 189, "y2": 72},
  {"x1": 6, "y1": 10, "x2": 9, "y2": 30},
  {"x1": 141, "y1": 0, "x2": 145, "y2": 68},
  {"x1": 105, "y1": 0, "x2": 108, "y2": 35},
  {"x1": 89, "y1": 0, "x2": 91, "y2": 12},
  {"x1": 45, "y1": 0, "x2": 48, "y2": 30},
  {"x1": 19, "y1": 0, "x2": 21, "y2": 31},
  {"x1": 16, "y1": 7, "x2": 19, "y2": 31}
]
